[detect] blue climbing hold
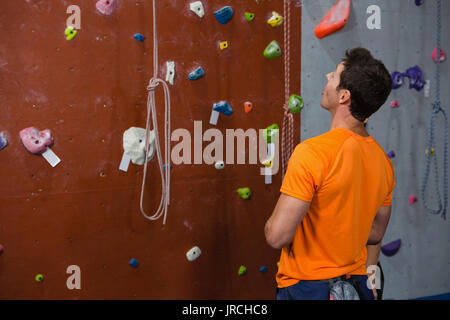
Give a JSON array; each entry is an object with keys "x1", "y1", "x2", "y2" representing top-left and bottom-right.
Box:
[
  {"x1": 129, "y1": 258, "x2": 140, "y2": 267},
  {"x1": 0, "y1": 133, "x2": 7, "y2": 150},
  {"x1": 214, "y1": 6, "x2": 233, "y2": 24},
  {"x1": 391, "y1": 71, "x2": 404, "y2": 89},
  {"x1": 188, "y1": 67, "x2": 205, "y2": 80},
  {"x1": 259, "y1": 266, "x2": 268, "y2": 273},
  {"x1": 163, "y1": 164, "x2": 173, "y2": 170},
  {"x1": 134, "y1": 33, "x2": 145, "y2": 42},
  {"x1": 404, "y1": 65, "x2": 425, "y2": 91},
  {"x1": 387, "y1": 150, "x2": 395, "y2": 159},
  {"x1": 213, "y1": 101, "x2": 233, "y2": 116}
]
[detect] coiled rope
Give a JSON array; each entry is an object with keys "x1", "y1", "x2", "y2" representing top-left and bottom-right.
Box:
[
  {"x1": 140, "y1": 0, "x2": 171, "y2": 225},
  {"x1": 420, "y1": 0, "x2": 447, "y2": 220}
]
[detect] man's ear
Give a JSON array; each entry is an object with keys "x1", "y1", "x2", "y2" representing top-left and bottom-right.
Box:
[{"x1": 339, "y1": 89, "x2": 351, "y2": 104}]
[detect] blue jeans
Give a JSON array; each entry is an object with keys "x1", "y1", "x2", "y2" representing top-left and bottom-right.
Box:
[{"x1": 275, "y1": 275, "x2": 375, "y2": 300}]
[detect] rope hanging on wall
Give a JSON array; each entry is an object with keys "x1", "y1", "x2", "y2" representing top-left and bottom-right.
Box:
[
  {"x1": 281, "y1": 0, "x2": 295, "y2": 178},
  {"x1": 420, "y1": 0, "x2": 448, "y2": 220},
  {"x1": 140, "y1": 0, "x2": 172, "y2": 225}
]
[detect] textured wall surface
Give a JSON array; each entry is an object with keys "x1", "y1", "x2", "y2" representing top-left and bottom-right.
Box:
[
  {"x1": 301, "y1": 0, "x2": 449, "y2": 299},
  {"x1": 0, "y1": 0, "x2": 301, "y2": 299}
]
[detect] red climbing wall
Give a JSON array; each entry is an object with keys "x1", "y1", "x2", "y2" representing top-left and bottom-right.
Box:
[{"x1": 0, "y1": 0, "x2": 301, "y2": 299}]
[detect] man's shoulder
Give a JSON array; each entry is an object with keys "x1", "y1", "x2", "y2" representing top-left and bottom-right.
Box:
[{"x1": 299, "y1": 129, "x2": 350, "y2": 155}]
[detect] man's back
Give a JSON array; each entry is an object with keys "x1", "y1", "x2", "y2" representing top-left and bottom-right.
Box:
[{"x1": 276, "y1": 127, "x2": 395, "y2": 288}]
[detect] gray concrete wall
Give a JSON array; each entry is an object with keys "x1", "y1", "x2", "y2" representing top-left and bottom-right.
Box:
[{"x1": 301, "y1": 0, "x2": 449, "y2": 299}]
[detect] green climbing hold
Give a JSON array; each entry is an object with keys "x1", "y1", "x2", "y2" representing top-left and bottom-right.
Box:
[
  {"x1": 245, "y1": 12, "x2": 255, "y2": 21},
  {"x1": 237, "y1": 187, "x2": 252, "y2": 200},
  {"x1": 238, "y1": 265, "x2": 247, "y2": 276},
  {"x1": 65, "y1": 26, "x2": 77, "y2": 41},
  {"x1": 35, "y1": 274, "x2": 44, "y2": 282},
  {"x1": 288, "y1": 94, "x2": 304, "y2": 114},
  {"x1": 263, "y1": 124, "x2": 279, "y2": 143},
  {"x1": 263, "y1": 40, "x2": 282, "y2": 59}
]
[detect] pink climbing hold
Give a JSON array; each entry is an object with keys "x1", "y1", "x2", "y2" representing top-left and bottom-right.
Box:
[
  {"x1": 0, "y1": 244, "x2": 4, "y2": 256},
  {"x1": 409, "y1": 195, "x2": 418, "y2": 205},
  {"x1": 20, "y1": 127, "x2": 54, "y2": 155},
  {"x1": 432, "y1": 47, "x2": 446, "y2": 63},
  {"x1": 390, "y1": 100, "x2": 400, "y2": 108},
  {"x1": 381, "y1": 239, "x2": 401, "y2": 257},
  {"x1": 96, "y1": 0, "x2": 117, "y2": 15}
]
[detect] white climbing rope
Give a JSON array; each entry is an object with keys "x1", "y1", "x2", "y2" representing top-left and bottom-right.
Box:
[{"x1": 140, "y1": 0, "x2": 171, "y2": 225}]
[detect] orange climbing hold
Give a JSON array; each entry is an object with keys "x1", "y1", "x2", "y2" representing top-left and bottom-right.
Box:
[{"x1": 314, "y1": 0, "x2": 352, "y2": 39}]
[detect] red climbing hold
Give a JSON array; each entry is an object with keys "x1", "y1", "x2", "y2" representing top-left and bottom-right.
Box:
[
  {"x1": 314, "y1": 0, "x2": 352, "y2": 39},
  {"x1": 409, "y1": 195, "x2": 418, "y2": 205}
]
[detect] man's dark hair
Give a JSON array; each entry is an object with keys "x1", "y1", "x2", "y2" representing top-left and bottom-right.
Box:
[{"x1": 337, "y1": 47, "x2": 392, "y2": 122}]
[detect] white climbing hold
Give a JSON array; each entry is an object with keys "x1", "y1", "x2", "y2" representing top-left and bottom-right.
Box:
[
  {"x1": 215, "y1": 160, "x2": 225, "y2": 170},
  {"x1": 123, "y1": 127, "x2": 155, "y2": 165},
  {"x1": 190, "y1": 1, "x2": 205, "y2": 18},
  {"x1": 166, "y1": 61, "x2": 175, "y2": 85},
  {"x1": 186, "y1": 246, "x2": 202, "y2": 262}
]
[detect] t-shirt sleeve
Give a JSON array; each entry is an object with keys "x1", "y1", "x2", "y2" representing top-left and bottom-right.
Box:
[
  {"x1": 382, "y1": 174, "x2": 395, "y2": 206},
  {"x1": 280, "y1": 143, "x2": 326, "y2": 202}
]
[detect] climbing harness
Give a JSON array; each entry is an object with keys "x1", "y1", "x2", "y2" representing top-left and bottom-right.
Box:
[
  {"x1": 281, "y1": 0, "x2": 295, "y2": 178},
  {"x1": 140, "y1": 0, "x2": 171, "y2": 225},
  {"x1": 420, "y1": 0, "x2": 448, "y2": 220}
]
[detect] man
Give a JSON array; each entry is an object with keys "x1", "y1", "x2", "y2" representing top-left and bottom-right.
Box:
[{"x1": 265, "y1": 47, "x2": 395, "y2": 300}]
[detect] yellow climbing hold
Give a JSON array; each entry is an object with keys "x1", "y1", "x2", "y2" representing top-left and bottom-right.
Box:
[
  {"x1": 425, "y1": 147, "x2": 435, "y2": 156},
  {"x1": 262, "y1": 157, "x2": 273, "y2": 168},
  {"x1": 267, "y1": 11, "x2": 283, "y2": 27},
  {"x1": 219, "y1": 41, "x2": 228, "y2": 50}
]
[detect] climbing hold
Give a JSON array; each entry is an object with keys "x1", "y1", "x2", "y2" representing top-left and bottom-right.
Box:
[
  {"x1": 96, "y1": 0, "x2": 117, "y2": 15},
  {"x1": 314, "y1": 0, "x2": 351, "y2": 39},
  {"x1": 123, "y1": 127, "x2": 156, "y2": 165},
  {"x1": 0, "y1": 244, "x2": 4, "y2": 256},
  {"x1": 35, "y1": 274, "x2": 44, "y2": 282},
  {"x1": 238, "y1": 265, "x2": 247, "y2": 276},
  {"x1": 262, "y1": 157, "x2": 273, "y2": 168},
  {"x1": 245, "y1": 12, "x2": 255, "y2": 21},
  {"x1": 259, "y1": 266, "x2": 268, "y2": 273},
  {"x1": 391, "y1": 71, "x2": 404, "y2": 89},
  {"x1": 425, "y1": 147, "x2": 435, "y2": 156},
  {"x1": 409, "y1": 195, "x2": 418, "y2": 205},
  {"x1": 129, "y1": 258, "x2": 139, "y2": 267},
  {"x1": 432, "y1": 47, "x2": 446, "y2": 63},
  {"x1": 244, "y1": 102, "x2": 253, "y2": 114},
  {"x1": 267, "y1": 11, "x2": 283, "y2": 27},
  {"x1": 65, "y1": 26, "x2": 77, "y2": 40},
  {"x1": 387, "y1": 150, "x2": 395, "y2": 159},
  {"x1": 0, "y1": 133, "x2": 7, "y2": 150},
  {"x1": 166, "y1": 61, "x2": 175, "y2": 85},
  {"x1": 209, "y1": 101, "x2": 233, "y2": 125},
  {"x1": 263, "y1": 40, "x2": 282, "y2": 59},
  {"x1": 214, "y1": 6, "x2": 234, "y2": 24},
  {"x1": 163, "y1": 164, "x2": 173, "y2": 170},
  {"x1": 288, "y1": 94, "x2": 304, "y2": 114},
  {"x1": 190, "y1": 1, "x2": 205, "y2": 18},
  {"x1": 188, "y1": 67, "x2": 205, "y2": 80},
  {"x1": 263, "y1": 124, "x2": 279, "y2": 143},
  {"x1": 277, "y1": 261, "x2": 280, "y2": 267},
  {"x1": 404, "y1": 65, "x2": 425, "y2": 91},
  {"x1": 20, "y1": 127, "x2": 53, "y2": 155},
  {"x1": 134, "y1": 33, "x2": 145, "y2": 42},
  {"x1": 381, "y1": 239, "x2": 401, "y2": 257},
  {"x1": 237, "y1": 187, "x2": 252, "y2": 200},
  {"x1": 415, "y1": 0, "x2": 424, "y2": 6},
  {"x1": 213, "y1": 101, "x2": 233, "y2": 116},
  {"x1": 215, "y1": 160, "x2": 225, "y2": 170},
  {"x1": 219, "y1": 41, "x2": 228, "y2": 50},
  {"x1": 186, "y1": 246, "x2": 202, "y2": 262},
  {"x1": 390, "y1": 100, "x2": 400, "y2": 108}
]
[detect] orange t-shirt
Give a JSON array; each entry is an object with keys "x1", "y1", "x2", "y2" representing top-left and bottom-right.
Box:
[{"x1": 276, "y1": 127, "x2": 395, "y2": 288}]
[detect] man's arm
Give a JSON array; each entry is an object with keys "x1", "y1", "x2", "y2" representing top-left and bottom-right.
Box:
[
  {"x1": 264, "y1": 193, "x2": 311, "y2": 249},
  {"x1": 367, "y1": 206, "x2": 391, "y2": 245}
]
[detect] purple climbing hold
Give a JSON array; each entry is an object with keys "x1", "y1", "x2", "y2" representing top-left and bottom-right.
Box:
[
  {"x1": 415, "y1": 0, "x2": 424, "y2": 6},
  {"x1": 391, "y1": 71, "x2": 404, "y2": 89},
  {"x1": 387, "y1": 150, "x2": 395, "y2": 159},
  {"x1": 381, "y1": 239, "x2": 401, "y2": 257},
  {"x1": 404, "y1": 65, "x2": 425, "y2": 91}
]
